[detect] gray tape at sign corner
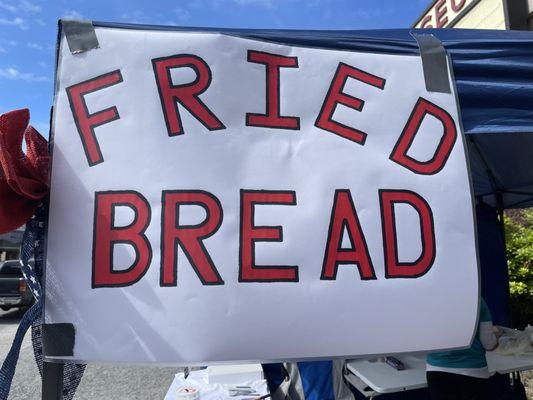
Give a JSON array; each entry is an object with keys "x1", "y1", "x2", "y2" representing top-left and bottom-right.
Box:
[
  {"x1": 62, "y1": 19, "x2": 99, "y2": 54},
  {"x1": 411, "y1": 33, "x2": 451, "y2": 94},
  {"x1": 43, "y1": 323, "x2": 75, "y2": 357}
]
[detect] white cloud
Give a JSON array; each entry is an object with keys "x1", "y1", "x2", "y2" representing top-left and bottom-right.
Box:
[
  {"x1": 0, "y1": 1, "x2": 16, "y2": 12},
  {"x1": 353, "y1": 7, "x2": 394, "y2": 19},
  {"x1": 175, "y1": 0, "x2": 222, "y2": 11},
  {"x1": 120, "y1": 10, "x2": 148, "y2": 24},
  {"x1": 0, "y1": 67, "x2": 48, "y2": 82},
  {"x1": 232, "y1": 0, "x2": 276, "y2": 8},
  {"x1": 26, "y1": 42, "x2": 44, "y2": 51},
  {"x1": 0, "y1": 38, "x2": 17, "y2": 46},
  {"x1": 0, "y1": 35, "x2": 17, "y2": 52},
  {"x1": 0, "y1": 1, "x2": 40, "y2": 29},
  {"x1": 62, "y1": 10, "x2": 84, "y2": 20},
  {"x1": 174, "y1": 7, "x2": 192, "y2": 22},
  {"x1": 34, "y1": 18, "x2": 46, "y2": 26},
  {"x1": 0, "y1": 0, "x2": 41, "y2": 14},
  {"x1": 19, "y1": 0, "x2": 41, "y2": 13},
  {"x1": 187, "y1": 0, "x2": 205, "y2": 8},
  {"x1": 26, "y1": 42, "x2": 53, "y2": 53},
  {"x1": 0, "y1": 17, "x2": 28, "y2": 30},
  {"x1": 121, "y1": 10, "x2": 170, "y2": 25}
]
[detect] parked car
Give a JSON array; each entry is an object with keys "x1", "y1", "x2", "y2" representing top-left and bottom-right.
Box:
[{"x1": 0, "y1": 260, "x2": 34, "y2": 311}]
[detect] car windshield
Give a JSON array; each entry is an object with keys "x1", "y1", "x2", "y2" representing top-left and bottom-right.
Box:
[{"x1": 0, "y1": 261, "x2": 22, "y2": 277}]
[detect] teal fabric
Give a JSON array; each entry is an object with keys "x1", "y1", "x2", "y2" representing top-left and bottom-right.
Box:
[{"x1": 427, "y1": 299, "x2": 492, "y2": 369}]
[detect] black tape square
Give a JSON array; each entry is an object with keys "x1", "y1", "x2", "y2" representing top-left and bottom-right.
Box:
[{"x1": 43, "y1": 323, "x2": 75, "y2": 357}]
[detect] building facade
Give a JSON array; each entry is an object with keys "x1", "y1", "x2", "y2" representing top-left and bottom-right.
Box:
[{"x1": 413, "y1": 0, "x2": 533, "y2": 30}]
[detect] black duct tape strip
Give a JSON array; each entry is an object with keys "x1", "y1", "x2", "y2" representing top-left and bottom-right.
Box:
[
  {"x1": 43, "y1": 323, "x2": 75, "y2": 357},
  {"x1": 62, "y1": 19, "x2": 99, "y2": 54},
  {"x1": 411, "y1": 33, "x2": 451, "y2": 94}
]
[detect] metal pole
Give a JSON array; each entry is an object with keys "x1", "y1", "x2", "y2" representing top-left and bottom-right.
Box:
[{"x1": 42, "y1": 361, "x2": 64, "y2": 400}]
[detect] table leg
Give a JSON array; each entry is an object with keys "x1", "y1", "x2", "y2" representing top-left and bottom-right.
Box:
[{"x1": 42, "y1": 361, "x2": 64, "y2": 400}]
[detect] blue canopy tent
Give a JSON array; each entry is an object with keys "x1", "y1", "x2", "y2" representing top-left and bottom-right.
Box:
[
  {"x1": 122, "y1": 25, "x2": 533, "y2": 399},
  {"x1": 17, "y1": 23, "x2": 529, "y2": 400}
]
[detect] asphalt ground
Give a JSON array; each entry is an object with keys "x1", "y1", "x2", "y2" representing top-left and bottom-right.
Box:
[{"x1": 0, "y1": 308, "x2": 179, "y2": 399}]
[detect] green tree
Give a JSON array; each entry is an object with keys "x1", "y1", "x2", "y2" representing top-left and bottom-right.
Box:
[{"x1": 505, "y1": 209, "x2": 533, "y2": 328}]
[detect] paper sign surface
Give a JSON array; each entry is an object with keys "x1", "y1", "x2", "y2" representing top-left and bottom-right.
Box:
[{"x1": 46, "y1": 24, "x2": 479, "y2": 364}]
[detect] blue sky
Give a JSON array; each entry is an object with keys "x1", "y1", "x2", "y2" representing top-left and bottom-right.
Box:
[{"x1": 0, "y1": 0, "x2": 429, "y2": 137}]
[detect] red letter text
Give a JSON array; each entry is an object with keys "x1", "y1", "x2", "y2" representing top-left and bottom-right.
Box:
[
  {"x1": 435, "y1": 0, "x2": 449, "y2": 28},
  {"x1": 239, "y1": 190, "x2": 298, "y2": 282},
  {"x1": 315, "y1": 63, "x2": 385, "y2": 145},
  {"x1": 321, "y1": 189, "x2": 376, "y2": 280},
  {"x1": 161, "y1": 190, "x2": 224, "y2": 286},
  {"x1": 66, "y1": 70, "x2": 123, "y2": 166},
  {"x1": 246, "y1": 50, "x2": 300, "y2": 130},
  {"x1": 451, "y1": 0, "x2": 466, "y2": 12},
  {"x1": 390, "y1": 97, "x2": 457, "y2": 175},
  {"x1": 152, "y1": 54, "x2": 225, "y2": 136},
  {"x1": 92, "y1": 191, "x2": 152, "y2": 288},
  {"x1": 379, "y1": 189, "x2": 436, "y2": 278}
]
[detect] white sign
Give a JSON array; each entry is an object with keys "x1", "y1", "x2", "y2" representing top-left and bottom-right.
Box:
[{"x1": 46, "y1": 24, "x2": 479, "y2": 364}]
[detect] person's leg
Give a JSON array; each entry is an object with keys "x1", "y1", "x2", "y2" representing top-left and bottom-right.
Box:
[
  {"x1": 457, "y1": 375, "x2": 489, "y2": 400},
  {"x1": 426, "y1": 372, "x2": 459, "y2": 400}
]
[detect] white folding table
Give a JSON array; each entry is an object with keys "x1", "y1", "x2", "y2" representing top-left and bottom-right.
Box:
[
  {"x1": 346, "y1": 351, "x2": 533, "y2": 397},
  {"x1": 164, "y1": 364, "x2": 268, "y2": 400}
]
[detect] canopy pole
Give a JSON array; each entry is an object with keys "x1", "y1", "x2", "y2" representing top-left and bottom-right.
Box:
[
  {"x1": 496, "y1": 190, "x2": 506, "y2": 240},
  {"x1": 469, "y1": 136, "x2": 511, "y2": 323},
  {"x1": 468, "y1": 135, "x2": 508, "y2": 238},
  {"x1": 42, "y1": 362, "x2": 64, "y2": 400},
  {"x1": 468, "y1": 136, "x2": 501, "y2": 207}
]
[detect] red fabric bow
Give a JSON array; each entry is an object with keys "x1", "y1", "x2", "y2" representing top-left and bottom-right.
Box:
[{"x1": 0, "y1": 109, "x2": 50, "y2": 234}]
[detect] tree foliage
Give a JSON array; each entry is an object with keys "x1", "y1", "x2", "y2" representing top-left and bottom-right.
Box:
[{"x1": 505, "y1": 209, "x2": 533, "y2": 328}]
